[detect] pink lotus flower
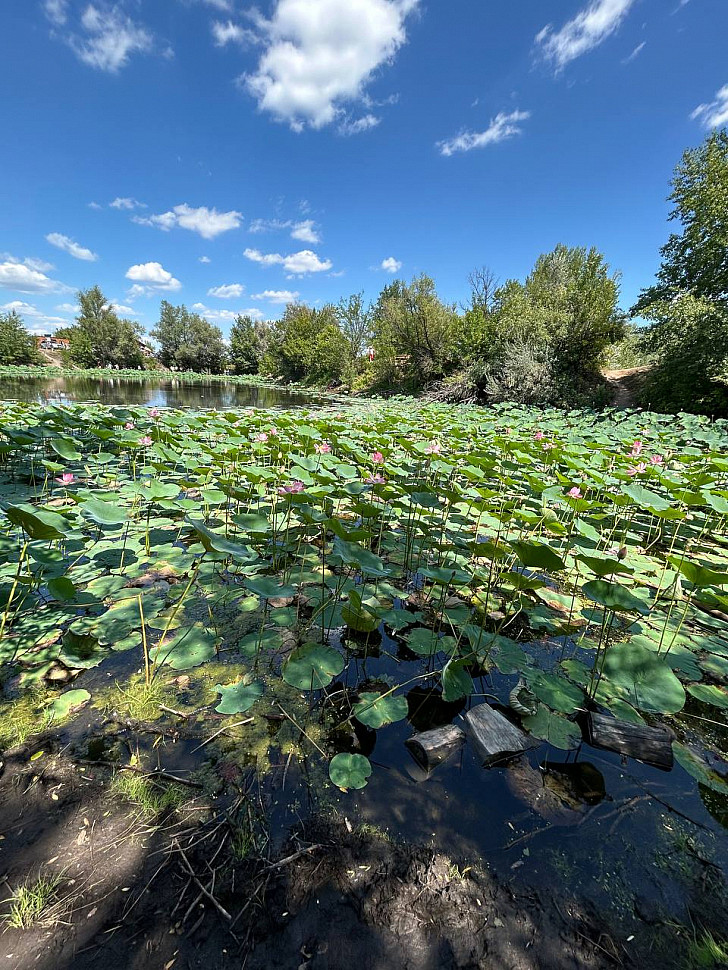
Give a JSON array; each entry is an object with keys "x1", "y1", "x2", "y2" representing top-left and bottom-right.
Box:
[
  {"x1": 542, "y1": 442, "x2": 556, "y2": 451},
  {"x1": 534, "y1": 431, "x2": 544, "y2": 441},
  {"x1": 255, "y1": 432, "x2": 269, "y2": 443},
  {"x1": 627, "y1": 463, "x2": 647, "y2": 476},
  {"x1": 365, "y1": 473, "x2": 386, "y2": 485},
  {"x1": 124, "y1": 422, "x2": 134, "y2": 430},
  {"x1": 56, "y1": 473, "x2": 75, "y2": 485},
  {"x1": 424, "y1": 441, "x2": 442, "y2": 455},
  {"x1": 372, "y1": 451, "x2": 384, "y2": 464},
  {"x1": 269, "y1": 426, "x2": 279, "y2": 436},
  {"x1": 567, "y1": 486, "x2": 582, "y2": 500},
  {"x1": 650, "y1": 455, "x2": 664, "y2": 466},
  {"x1": 630, "y1": 439, "x2": 643, "y2": 457},
  {"x1": 315, "y1": 442, "x2": 332, "y2": 454},
  {"x1": 139, "y1": 435, "x2": 152, "y2": 447},
  {"x1": 277, "y1": 479, "x2": 305, "y2": 495},
  {"x1": 149, "y1": 407, "x2": 160, "y2": 418}
]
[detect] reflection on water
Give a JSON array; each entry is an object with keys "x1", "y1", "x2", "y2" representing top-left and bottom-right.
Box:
[{"x1": 0, "y1": 375, "x2": 330, "y2": 409}]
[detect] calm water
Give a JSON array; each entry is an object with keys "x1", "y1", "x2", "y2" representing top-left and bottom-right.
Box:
[{"x1": 0, "y1": 375, "x2": 331, "y2": 409}]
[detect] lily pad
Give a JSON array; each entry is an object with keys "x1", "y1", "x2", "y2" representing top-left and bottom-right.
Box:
[
  {"x1": 602, "y1": 641, "x2": 686, "y2": 714},
  {"x1": 282, "y1": 642, "x2": 344, "y2": 689},
  {"x1": 329, "y1": 752, "x2": 372, "y2": 791},
  {"x1": 214, "y1": 678, "x2": 263, "y2": 714}
]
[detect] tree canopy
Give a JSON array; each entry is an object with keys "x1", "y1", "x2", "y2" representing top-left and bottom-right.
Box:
[
  {"x1": 0, "y1": 310, "x2": 39, "y2": 365},
  {"x1": 66, "y1": 287, "x2": 145, "y2": 369},
  {"x1": 151, "y1": 302, "x2": 227, "y2": 373}
]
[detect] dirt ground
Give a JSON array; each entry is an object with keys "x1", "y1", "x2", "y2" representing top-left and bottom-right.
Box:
[
  {"x1": 603, "y1": 367, "x2": 652, "y2": 409},
  {"x1": 0, "y1": 740, "x2": 628, "y2": 970}
]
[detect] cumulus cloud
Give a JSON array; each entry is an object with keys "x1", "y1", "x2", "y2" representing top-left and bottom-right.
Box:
[
  {"x1": 0, "y1": 256, "x2": 71, "y2": 294},
  {"x1": 192, "y1": 302, "x2": 265, "y2": 323},
  {"x1": 199, "y1": 256, "x2": 212, "y2": 263},
  {"x1": 250, "y1": 217, "x2": 321, "y2": 243},
  {"x1": 0, "y1": 300, "x2": 71, "y2": 331},
  {"x1": 134, "y1": 203, "x2": 242, "y2": 239},
  {"x1": 110, "y1": 197, "x2": 146, "y2": 210},
  {"x1": 243, "y1": 0, "x2": 418, "y2": 130},
  {"x1": 45, "y1": 232, "x2": 99, "y2": 262},
  {"x1": 56, "y1": 303, "x2": 80, "y2": 313},
  {"x1": 536, "y1": 0, "x2": 636, "y2": 71},
  {"x1": 111, "y1": 303, "x2": 138, "y2": 316},
  {"x1": 380, "y1": 256, "x2": 402, "y2": 273},
  {"x1": 438, "y1": 109, "x2": 530, "y2": 156},
  {"x1": 125, "y1": 261, "x2": 182, "y2": 297},
  {"x1": 207, "y1": 283, "x2": 245, "y2": 298},
  {"x1": 250, "y1": 289, "x2": 299, "y2": 303},
  {"x1": 691, "y1": 85, "x2": 728, "y2": 129},
  {"x1": 339, "y1": 114, "x2": 380, "y2": 136},
  {"x1": 65, "y1": 3, "x2": 154, "y2": 73},
  {"x1": 244, "y1": 247, "x2": 332, "y2": 275}
]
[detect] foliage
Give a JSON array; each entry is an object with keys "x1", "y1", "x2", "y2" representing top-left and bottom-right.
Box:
[
  {"x1": 229, "y1": 314, "x2": 267, "y2": 375},
  {"x1": 0, "y1": 310, "x2": 40, "y2": 365},
  {"x1": 65, "y1": 287, "x2": 145, "y2": 369},
  {"x1": 262, "y1": 303, "x2": 349, "y2": 383},
  {"x1": 4, "y1": 873, "x2": 62, "y2": 929},
  {"x1": 602, "y1": 323, "x2": 652, "y2": 370},
  {"x1": 336, "y1": 291, "x2": 373, "y2": 379},
  {"x1": 151, "y1": 301, "x2": 227, "y2": 373}
]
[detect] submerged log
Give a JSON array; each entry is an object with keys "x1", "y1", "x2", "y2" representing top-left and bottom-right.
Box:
[
  {"x1": 464, "y1": 704, "x2": 539, "y2": 765},
  {"x1": 405, "y1": 724, "x2": 465, "y2": 771},
  {"x1": 587, "y1": 712, "x2": 673, "y2": 770}
]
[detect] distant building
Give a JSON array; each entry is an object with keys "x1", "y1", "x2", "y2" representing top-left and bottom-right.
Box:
[{"x1": 35, "y1": 334, "x2": 70, "y2": 351}]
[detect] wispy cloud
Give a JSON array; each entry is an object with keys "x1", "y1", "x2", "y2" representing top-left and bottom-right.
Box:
[
  {"x1": 339, "y1": 114, "x2": 381, "y2": 136},
  {"x1": 1, "y1": 300, "x2": 71, "y2": 331},
  {"x1": 691, "y1": 84, "x2": 728, "y2": 129},
  {"x1": 134, "y1": 203, "x2": 242, "y2": 239},
  {"x1": 622, "y1": 40, "x2": 646, "y2": 64},
  {"x1": 211, "y1": 20, "x2": 257, "y2": 47},
  {"x1": 244, "y1": 248, "x2": 332, "y2": 275},
  {"x1": 536, "y1": 0, "x2": 636, "y2": 71},
  {"x1": 438, "y1": 109, "x2": 530, "y2": 157},
  {"x1": 192, "y1": 302, "x2": 265, "y2": 323},
  {"x1": 243, "y1": 0, "x2": 418, "y2": 130},
  {"x1": 60, "y1": 3, "x2": 154, "y2": 73},
  {"x1": 110, "y1": 197, "x2": 147, "y2": 210},
  {"x1": 45, "y1": 232, "x2": 98, "y2": 262},
  {"x1": 249, "y1": 218, "x2": 321, "y2": 244}
]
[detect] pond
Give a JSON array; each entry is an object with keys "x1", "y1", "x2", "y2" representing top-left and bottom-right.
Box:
[{"x1": 0, "y1": 374, "x2": 331, "y2": 409}]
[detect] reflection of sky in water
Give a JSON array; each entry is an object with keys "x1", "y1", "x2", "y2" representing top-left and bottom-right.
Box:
[{"x1": 0, "y1": 376, "x2": 329, "y2": 409}]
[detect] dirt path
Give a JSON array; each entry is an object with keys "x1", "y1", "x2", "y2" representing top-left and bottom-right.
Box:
[{"x1": 603, "y1": 366, "x2": 651, "y2": 409}]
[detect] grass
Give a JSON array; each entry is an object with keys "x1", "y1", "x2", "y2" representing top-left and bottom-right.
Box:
[
  {"x1": 111, "y1": 770, "x2": 190, "y2": 818},
  {"x1": 110, "y1": 675, "x2": 169, "y2": 721},
  {"x1": 687, "y1": 930, "x2": 728, "y2": 968},
  {"x1": 4, "y1": 873, "x2": 63, "y2": 929},
  {"x1": 0, "y1": 689, "x2": 50, "y2": 749}
]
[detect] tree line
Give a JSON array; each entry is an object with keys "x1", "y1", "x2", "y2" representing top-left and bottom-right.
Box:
[{"x1": 1, "y1": 129, "x2": 726, "y2": 415}]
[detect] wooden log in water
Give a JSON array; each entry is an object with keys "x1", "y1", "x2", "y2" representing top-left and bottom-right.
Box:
[
  {"x1": 464, "y1": 704, "x2": 539, "y2": 765},
  {"x1": 587, "y1": 712, "x2": 673, "y2": 769},
  {"x1": 405, "y1": 723, "x2": 465, "y2": 771}
]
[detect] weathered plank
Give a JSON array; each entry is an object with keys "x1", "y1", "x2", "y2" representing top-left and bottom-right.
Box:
[
  {"x1": 464, "y1": 704, "x2": 539, "y2": 765},
  {"x1": 587, "y1": 712, "x2": 673, "y2": 769},
  {"x1": 405, "y1": 724, "x2": 465, "y2": 771}
]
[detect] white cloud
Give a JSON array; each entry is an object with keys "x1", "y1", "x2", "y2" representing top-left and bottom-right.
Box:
[
  {"x1": 536, "y1": 0, "x2": 636, "y2": 71},
  {"x1": 339, "y1": 113, "x2": 380, "y2": 136},
  {"x1": 134, "y1": 203, "x2": 242, "y2": 239},
  {"x1": 22, "y1": 256, "x2": 56, "y2": 273},
  {"x1": 0, "y1": 256, "x2": 71, "y2": 294},
  {"x1": 56, "y1": 303, "x2": 80, "y2": 313},
  {"x1": 250, "y1": 289, "x2": 299, "y2": 303},
  {"x1": 88, "y1": 201, "x2": 103, "y2": 210},
  {"x1": 1, "y1": 300, "x2": 71, "y2": 330},
  {"x1": 201, "y1": 0, "x2": 234, "y2": 10},
  {"x1": 691, "y1": 84, "x2": 728, "y2": 129},
  {"x1": 212, "y1": 20, "x2": 257, "y2": 47},
  {"x1": 66, "y1": 4, "x2": 154, "y2": 73},
  {"x1": 207, "y1": 283, "x2": 245, "y2": 299},
  {"x1": 111, "y1": 303, "x2": 138, "y2": 316},
  {"x1": 125, "y1": 261, "x2": 182, "y2": 297},
  {"x1": 199, "y1": 256, "x2": 212, "y2": 263},
  {"x1": 380, "y1": 257, "x2": 401, "y2": 273},
  {"x1": 244, "y1": 0, "x2": 418, "y2": 130},
  {"x1": 192, "y1": 302, "x2": 265, "y2": 323},
  {"x1": 622, "y1": 41, "x2": 646, "y2": 64},
  {"x1": 43, "y1": 0, "x2": 68, "y2": 26},
  {"x1": 45, "y1": 232, "x2": 99, "y2": 262},
  {"x1": 110, "y1": 196, "x2": 146, "y2": 210},
  {"x1": 250, "y1": 217, "x2": 321, "y2": 243},
  {"x1": 244, "y1": 247, "x2": 332, "y2": 275},
  {"x1": 438, "y1": 109, "x2": 530, "y2": 156}
]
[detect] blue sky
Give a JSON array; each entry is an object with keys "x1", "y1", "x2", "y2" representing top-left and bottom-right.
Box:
[{"x1": 1, "y1": 0, "x2": 726, "y2": 337}]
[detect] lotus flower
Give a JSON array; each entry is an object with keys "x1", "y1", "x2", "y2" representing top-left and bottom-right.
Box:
[
  {"x1": 56, "y1": 473, "x2": 75, "y2": 485},
  {"x1": 278, "y1": 479, "x2": 305, "y2": 495},
  {"x1": 650, "y1": 454, "x2": 664, "y2": 466},
  {"x1": 149, "y1": 407, "x2": 160, "y2": 418},
  {"x1": 315, "y1": 442, "x2": 332, "y2": 454},
  {"x1": 124, "y1": 422, "x2": 134, "y2": 430},
  {"x1": 628, "y1": 463, "x2": 647, "y2": 476},
  {"x1": 424, "y1": 441, "x2": 442, "y2": 455},
  {"x1": 567, "y1": 486, "x2": 582, "y2": 499},
  {"x1": 630, "y1": 439, "x2": 643, "y2": 457},
  {"x1": 364, "y1": 473, "x2": 386, "y2": 485},
  {"x1": 139, "y1": 435, "x2": 152, "y2": 447},
  {"x1": 255, "y1": 432, "x2": 269, "y2": 443},
  {"x1": 534, "y1": 431, "x2": 544, "y2": 441},
  {"x1": 372, "y1": 451, "x2": 384, "y2": 464},
  {"x1": 269, "y1": 426, "x2": 279, "y2": 436}
]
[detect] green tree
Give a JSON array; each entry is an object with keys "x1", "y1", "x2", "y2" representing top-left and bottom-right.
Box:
[
  {"x1": 336, "y1": 292, "x2": 373, "y2": 365},
  {"x1": 151, "y1": 302, "x2": 227, "y2": 373},
  {"x1": 262, "y1": 303, "x2": 348, "y2": 383},
  {"x1": 372, "y1": 274, "x2": 459, "y2": 388},
  {"x1": 66, "y1": 287, "x2": 145, "y2": 368},
  {"x1": 0, "y1": 310, "x2": 40, "y2": 365},
  {"x1": 229, "y1": 315, "x2": 266, "y2": 375},
  {"x1": 633, "y1": 130, "x2": 728, "y2": 415}
]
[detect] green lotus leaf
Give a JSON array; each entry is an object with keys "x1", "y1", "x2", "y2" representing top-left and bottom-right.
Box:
[
  {"x1": 214, "y1": 678, "x2": 263, "y2": 714},
  {"x1": 441, "y1": 656, "x2": 475, "y2": 701},
  {"x1": 82, "y1": 498, "x2": 128, "y2": 528},
  {"x1": 582, "y1": 580, "x2": 649, "y2": 614},
  {"x1": 687, "y1": 683, "x2": 728, "y2": 709},
  {"x1": 49, "y1": 688, "x2": 91, "y2": 721},
  {"x1": 511, "y1": 540, "x2": 566, "y2": 572},
  {"x1": 353, "y1": 692, "x2": 408, "y2": 729},
  {"x1": 522, "y1": 705, "x2": 581, "y2": 750},
  {"x1": 282, "y1": 642, "x2": 344, "y2": 689},
  {"x1": 329, "y1": 752, "x2": 372, "y2": 791},
  {"x1": 527, "y1": 670, "x2": 585, "y2": 714},
  {"x1": 153, "y1": 624, "x2": 217, "y2": 670},
  {"x1": 602, "y1": 641, "x2": 686, "y2": 714}
]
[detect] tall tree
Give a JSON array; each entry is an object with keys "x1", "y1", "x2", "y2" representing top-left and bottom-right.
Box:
[
  {"x1": 336, "y1": 292, "x2": 373, "y2": 363},
  {"x1": 151, "y1": 302, "x2": 227, "y2": 373},
  {"x1": 262, "y1": 303, "x2": 348, "y2": 383},
  {"x1": 0, "y1": 310, "x2": 40, "y2": 365},
  {"x1": 229, "y1": 314, "x2": 267, "y2": 375},
  {"x1": 67, "y1": 287, "x2": 144, "y2": 368}
]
